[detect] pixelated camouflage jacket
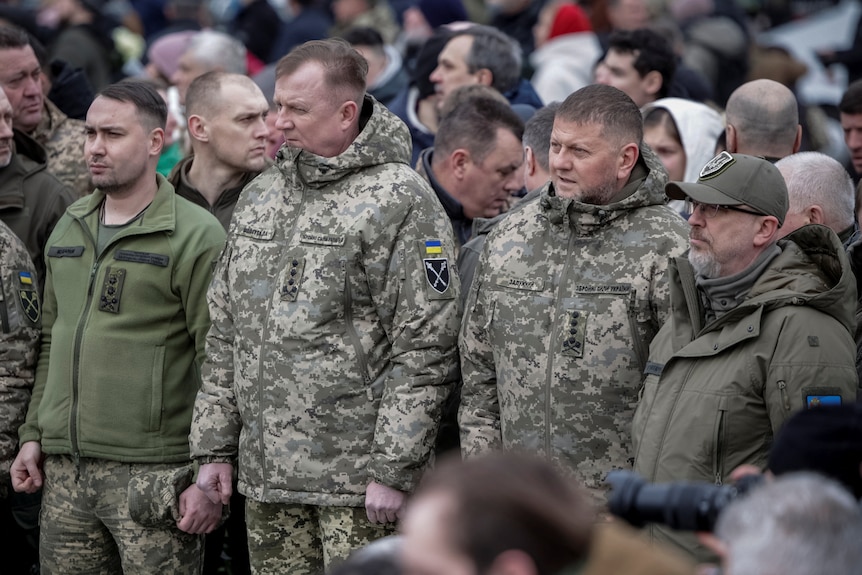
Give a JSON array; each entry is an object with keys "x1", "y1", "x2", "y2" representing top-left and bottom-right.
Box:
[
  {"x1": 632, "y1": 224, "x2": 858, "y2": 561},
  {"x1": 18, "y1": 175, "x2": 226, "y2": 463},
  {"x1": 190, "y1": 96, "x2": 461, "y2": 506},
  {"x1": 0, "y1": 220, "x2": 39, "y2": 486},
  {"x1": 458, "y1": 144, "x2": 688, "y2": 503},
  {"x1": 31, "y1": 98, "x2": 92, "y2": 198}
]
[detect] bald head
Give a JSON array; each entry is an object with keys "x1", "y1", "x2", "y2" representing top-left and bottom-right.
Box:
[
  {"x1": 775, "y1": 152, "x2": 855, "y2": 238},
  {"x1": 726, "y1": 79, "x2": 801, "y2": 159}
]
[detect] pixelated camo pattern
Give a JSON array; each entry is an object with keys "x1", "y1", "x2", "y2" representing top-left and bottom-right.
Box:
[
  {"x1": 0, "y1": 220, "x2": 39, "y2": 487},
  {"x1": 33, "y1": 100, "x2": 92, "y2": 198},
  {"x1": 458, "y1": 144, "x2": 689, "y2": 505},
  {"x1": 190, "y1": 97, "x2": 461, "y2": 506}
]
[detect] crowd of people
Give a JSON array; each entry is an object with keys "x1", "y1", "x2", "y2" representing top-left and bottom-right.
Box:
[{"x1": 2, "y1": 0, "x2": 862, "y2": 574}]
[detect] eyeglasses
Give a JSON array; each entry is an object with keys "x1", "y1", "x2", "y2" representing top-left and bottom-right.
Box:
[{"x1": 685, "y1": 199, "x2": 765, "y2": 219}]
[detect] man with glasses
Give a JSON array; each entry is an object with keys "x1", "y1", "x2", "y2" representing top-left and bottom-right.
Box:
[{"x1": 632, "y1": 151, "x2": 859, "y2": 562}]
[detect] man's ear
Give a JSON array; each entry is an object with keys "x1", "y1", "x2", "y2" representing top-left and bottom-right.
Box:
[
  {"x1": 187, "y1": 115, "x2": 208, "y2": 142},
  {"x1": 642, "y1": 70, "x2": 663, "y2": 98},
  {"x1": 475, "y1": 68, "x2": 493, "y2": 87},
  {"x1": 451, "y1": 148, "x2": 471, "y2": 179},
  {"x1": 524, "y1": 146, "x2": 537, "y2": 177},
  {"x1": 754, "y1": 216, "x2": 781, "y2": 247},
  {"x1": 793, "y1": 124, "x2": 802, "y2": 153},
  {"x1": 338, "y1": 100, "x2": 359, "y2": 130},
  {"x1": 808, "y1": 204, "x2": 825, "y2": 225},
  {"x1": 726, "y1": 125, "x2": 738, "y2": 153},
  {"x1": 148, "y1": 127, "x2": 165, "y2": 158},
  {"x1": 617, "y1": 142, "x2": 639, "y2": 180}
]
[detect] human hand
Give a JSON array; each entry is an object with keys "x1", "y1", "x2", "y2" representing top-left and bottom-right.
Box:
[
  {"x1": 365, "y1": 480, "x2": 406, "y2": 524},
  {"x1": 196, "y1": 462, "x2": 233, "y2": 505},
  {"x1": 10, "y1": 441, "x2": 44, "y2": 494},
  {"x1": 177, "y1": 483, "x2": 223, "y2": 534}
]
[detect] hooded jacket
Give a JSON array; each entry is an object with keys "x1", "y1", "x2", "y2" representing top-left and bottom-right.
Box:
[
  {"x1": 18, "y1": 175, "x2": 226, "y2": 463},
  {"x1": 632, "y1": 224, "x2": 859, "y2": 560},
  {"x1": 459, "y1": 144, "x2": 688, "y2": 503},
  {"x1": 189, "y1": 96, "x2": 461, "y2": 506}
]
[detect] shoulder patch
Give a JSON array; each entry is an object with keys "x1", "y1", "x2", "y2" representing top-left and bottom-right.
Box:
[
  {"x1": 699, "y1": 151, "x2": 735, "y2": 180},
  {"x1": 417, "y1": 239, "x2": 454, "y2": 300},
  {"x1": 18, "y1": 288, "x2": 40, "y2": 325}
]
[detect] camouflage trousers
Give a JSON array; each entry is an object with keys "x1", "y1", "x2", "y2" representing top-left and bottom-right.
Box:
[
  {"x1": 39, "y1": 455, "x2": 203, "y2": 575},
  {"x1": 245, "y1": 500, "x2": 394, "y2": 575}
]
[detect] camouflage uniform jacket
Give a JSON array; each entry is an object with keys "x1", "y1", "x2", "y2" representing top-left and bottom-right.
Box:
[
  {"x1": 0, "y1": 131, "x2": 75, "y2": 290},
  {"x1": 0, "y1": 220, "x2": 39, "y2": 486},
  {"x1": 30, "y1": 98, "x2": 92, "y2": 198},
  {"x1": 190, "y1": 97, "x2": 461, "y2": 506},
  {"x1": 18, "y1": 175, "x2": 226, "y2": 463},
  {"x1": 458, "y1": 145, "x2": 688, "y2": 502},
  {"x1": 632, "y1": 224, "x2": 858, "y2": 560}
]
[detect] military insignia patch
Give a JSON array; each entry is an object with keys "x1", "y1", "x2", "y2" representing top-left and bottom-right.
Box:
[
  {"x1": 18, "y1": 289, "x2": 40, "y2": 324},
  {"x1": 423, "y1": 258, "x2": 450, "y2": 294},
  {"x1": 18, "y1": 271, "x2": 33, "y2": 285},
  {"x1": 699, "y1": 151, "x2": 735, "y2": 180}
]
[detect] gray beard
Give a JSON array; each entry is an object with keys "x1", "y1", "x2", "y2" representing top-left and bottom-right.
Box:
[{"x1": 688, "y1": 248, "x2": 721, "y2": 279}]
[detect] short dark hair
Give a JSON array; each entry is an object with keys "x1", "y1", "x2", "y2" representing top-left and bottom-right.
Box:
[
  {"x1": 98, "y1": 79, "x2": 167, "y2": 132},
  {"x1": 185, "y1": 71, "x2": 258, "y2": 117},
  {"x1": 452, "y1": 25, "x2": 521, "y2": 94},
  {"x1": 276, "y1": 38, "x2": 367, "y2": 106},
  {"x1": 523, "y1": 102, "x2": 560, "y2": 173},
  {"x1": 557, "y1": 84, "x2": 643, "y2": 144},
  {"x1": 341, "y1": 26, "x2": 384, "y2": 49},
  {"x1": 608, "y1": 29, "x2": 676, "y2": 100},
  {"x1": 434, "y1": 91, "x2": 524, "y2": 165},
  {"x1": 839, "y1": 79, "x2": 862, "y2": 115},
  {"x1": 0, "y1": 24, "x2": 31, "y2": 50},
  {"x1": 417, "y1": 452, "x2": 594, "y2": 575}
]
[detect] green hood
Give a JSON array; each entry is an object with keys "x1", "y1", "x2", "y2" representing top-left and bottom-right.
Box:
[{"x1": 276, "y1": 95, "x2": 412, "y2": 190}]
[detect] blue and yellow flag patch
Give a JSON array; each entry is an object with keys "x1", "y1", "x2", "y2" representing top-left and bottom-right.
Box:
[
  {"x1": 18, "y1": 271, "x2": 32, "y2": 285},
  {"x1": 425, "y1": 240, "x2": 442, "y2": 255}
]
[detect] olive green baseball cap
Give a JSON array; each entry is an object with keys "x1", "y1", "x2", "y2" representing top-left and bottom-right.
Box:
[{"x1": 666, "y1": 151, "x2": 788, "y2": 226}]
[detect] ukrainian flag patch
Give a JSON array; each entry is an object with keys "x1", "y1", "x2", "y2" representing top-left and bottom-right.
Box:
[
  {"x1": 425, "y1": 240, "x2": 442, "y2": 255},
  {"x1": 18, "y1": 271, "x2": 32, "y2": 285}
]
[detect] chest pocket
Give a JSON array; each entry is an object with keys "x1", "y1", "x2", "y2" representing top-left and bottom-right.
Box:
[{"x1": 488, "y1": 273, "x2": 553, "y2": 346}]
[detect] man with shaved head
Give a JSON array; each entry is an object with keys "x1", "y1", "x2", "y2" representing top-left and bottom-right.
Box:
[
  {"x1": 170, "y1": 72, "x2": 270, "y2": 231},
  {"x1": 725, "y1": 79, "x2": 801, "y2": 160}
]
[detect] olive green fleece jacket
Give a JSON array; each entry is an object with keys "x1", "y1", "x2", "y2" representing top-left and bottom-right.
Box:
[{"x1": 19, "y1": 175, "x2": 226, "y2": 463}]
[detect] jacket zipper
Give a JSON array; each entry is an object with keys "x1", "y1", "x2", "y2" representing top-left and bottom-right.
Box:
[
  {"x1": 0, "y1": 276, "x2": 9, "y2": 332},
  {"x1": 258, "y1": 182, "x2": 305, "y2": 496},
  {"x1": 343, "y1": 260, "x2": 372, "y2": 385},
  {"x1": 777, "y1": 380, "x2": 790, "y2": 411},
  {"x1": 545, "y1": 232, "x2": 576, "y2": 455},
  {"x1": 712, "y1": 407, "x2": 726, "y2": 485}
]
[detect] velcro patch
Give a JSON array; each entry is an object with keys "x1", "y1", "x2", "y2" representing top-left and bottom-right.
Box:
[
  {"x1": 115, "y1": 250, "x2": 169, "y2": 267},
  {"x1": 803, "y1": 387, "x2": 843, "y2": 409},
  {"x1": 99, "y1": 267, "x2": 126, "y2": 313},
  {"x1": 47, "y1": 246, "x2": 85, "y2": 258},
  {"x1": 424, "y1": 258, "x2": 450, "y2": 294},
  {"x1": 18, "y1": 289, "x2": 40, "y2": 325}
]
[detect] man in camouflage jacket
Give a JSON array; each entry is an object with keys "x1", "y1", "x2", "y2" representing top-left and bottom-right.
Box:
[
  {"x1": 190, "y1": 39, "x2": 461, "y2": 574},
  {"x1": 458, "y1": 85, "x2": 688, "y2": 505}
]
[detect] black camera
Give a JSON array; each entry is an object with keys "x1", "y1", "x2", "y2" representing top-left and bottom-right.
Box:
[{"x1": 606, "y1": 470, "x2": 763, "y2": 532}]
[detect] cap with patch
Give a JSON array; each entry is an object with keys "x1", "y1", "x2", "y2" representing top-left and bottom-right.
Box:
[{"x1": 665, "y1": 151, "x2": 788, "y2": 227}]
